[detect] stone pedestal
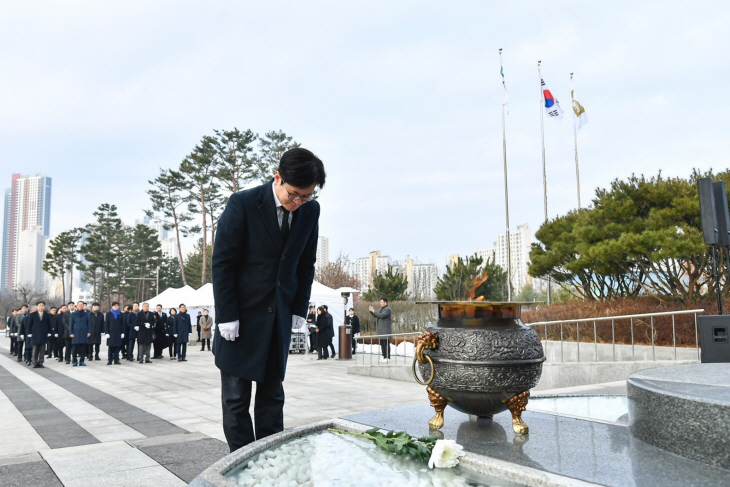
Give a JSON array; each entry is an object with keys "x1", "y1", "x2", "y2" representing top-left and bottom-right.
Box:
[{"x1": 627, "y1": 363, "x2": 730, "y2": 469}]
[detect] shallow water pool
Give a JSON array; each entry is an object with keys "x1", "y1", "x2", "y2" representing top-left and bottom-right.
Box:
[
  {"x1": 528, "y1": 395, "x2": 628, "y2": 423},
  {"x1": 226, "y1": 430, "x2": 524, "y2": 487}
]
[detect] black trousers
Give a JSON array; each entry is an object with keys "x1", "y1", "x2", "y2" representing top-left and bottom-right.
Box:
[
  {"x1": 108, "y1": 345, "x2": 121, "y2": 363},
  {"x1": 380, "y1": 338, "x2": 391, "y2": 358},
  {"x1": 47, "y1": 337, "x2": 57, "y2": 357},
  {"x1": 200, "y1": 338, "x2": 210, "y2": 349},
  {"x1": 16, "y1": 339, "x2": 24, "y2": 361},
  {"x1": 121, "y1": 336, "x2": 127, "y2": 357},
  {"x1": 153, "y1": 338, "x2": 163, "y2": 358},
  {"x1": 308, "y1": 331, "x2": 317, "y2": 352},
  {"x1": 10, "y1": 336, "x2": 16, "y2": 354},
  {"x1": 64, "y1": 338, "x2": 72, "y2": 362},
  {"x1": 72, "y1": 344, "x2": 87, "y2": 363},
  {"x1": 221, "y1": 330, "x2": 284, "y2": 452},
  {"x1": 88, "y1": 343, "x2": 100, "y2": 358}
]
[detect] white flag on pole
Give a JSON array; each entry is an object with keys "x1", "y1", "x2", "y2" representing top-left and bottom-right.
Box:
[{"x1": 571, "y1": 78, "x2": 588, "y2": 130}]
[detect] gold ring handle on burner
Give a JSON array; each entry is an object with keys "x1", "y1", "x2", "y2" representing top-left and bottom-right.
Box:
[{"x1": 412, "y1": 331, "x2": 438, "y2": 386}]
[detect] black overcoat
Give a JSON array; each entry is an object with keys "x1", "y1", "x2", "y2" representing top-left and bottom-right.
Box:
[
  {"x1": 88, "y1": 311, "x2": 104, "y2": 345},
  {"x1": 126, "y1": 311, "x2": 138, "y2": 339},
  {"x1": 27, "y1": 311, "x2": 51, "y2": 346},
  {"x1": 212, "y1": 180, "x2": 319, "y2": 382},
  {"x1": 104, "y1": 311, "x2": 125, "y2": 347},
  {"x1": 173, "y1": 312, "x2": 192, "y2": 344},
  {"x1": 136, "y1": 311, "x2": 155, "y2": 344},
  {"x1": 164, "y1": 314, "x2": 175, "y2": 344}
]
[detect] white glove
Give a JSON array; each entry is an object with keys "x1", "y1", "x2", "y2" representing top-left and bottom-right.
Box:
[
  {"x1": 165, "y1": 334, "x2": 169, "y2": 336},
  {"x1": 121, "y1": 334, "x2": 125, "y2": 338},
  {"x1": 218, "y1": 320, "x2": 239, "y2": 341},
  {"x1": 27, "y1": 334, "x2": 32, "y2": 338},
  {"x1": 105, "y1": 334, "x2": 110, "y2": 339},
  {"x1": 48, "y1": 333, "x2": 51, "y2": 337},
  {"x1": 54, "y1": 334, "x2": 58, "y2": 337},
  {"x1": 19, "y1": 335, "x2": 24, "y2": 341},
  {"x1": 292, "y1": 315, "x2": 305, "y2": 329},
  {"x1": 145, "y1": 324, "x2": 151, "y2": 329},
  {"x1": 134, "y1": 326, "x2": 139, "y2": 331},
  {"x1": 174, "y1": 334, "x2": 177, "y2": 337},
  {"x1": 11, "y1": 332, "x2": 16, "y2": 336}
]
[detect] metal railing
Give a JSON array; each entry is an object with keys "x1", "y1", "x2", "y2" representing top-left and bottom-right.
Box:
[
  {"x1": 527, "y1": 309, "x2": 704, "y2": 363},
  {"x1": 353, "y1": 332, "x2": 421, "y2": 366}
]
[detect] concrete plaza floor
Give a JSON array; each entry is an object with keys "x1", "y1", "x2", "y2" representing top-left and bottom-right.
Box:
[{"x1": 0, "y1": 339, "x2": 428, "y2": 486}]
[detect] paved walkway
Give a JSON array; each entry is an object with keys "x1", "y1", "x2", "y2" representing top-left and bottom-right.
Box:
[{"x1": 0, "y1": 339, "x2": 426, "y2": 485}]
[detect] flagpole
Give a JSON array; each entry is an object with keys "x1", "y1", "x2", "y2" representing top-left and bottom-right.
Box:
[
  {"x1": 571, "y1": 72, "x2": 581, "y2": 209},
  {"x1": 538, "y1": 60, "x2": 551, "y2": 305},
  {"x1": 499, "y1": 48, "x2": 512, "y2": 302}
]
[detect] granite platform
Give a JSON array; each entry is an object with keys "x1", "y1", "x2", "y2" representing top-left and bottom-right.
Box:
[
  {"x1": 344, "y1": 402, "x2": 730, "y2": 487},
  {"x1": 627, "y1": 363, "x2": 730, "y2": 469}
]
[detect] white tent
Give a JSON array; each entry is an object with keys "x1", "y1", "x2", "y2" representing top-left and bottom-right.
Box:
[
  {"x1": 146, "y1": 285, "x2": 199, "y2": 309},
  {"x1": 148, "y1": 280, "x2": 346, "y2": 347}
]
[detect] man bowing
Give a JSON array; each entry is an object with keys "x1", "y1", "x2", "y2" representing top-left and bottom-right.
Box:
[{"x1": 212, "y1": 148, "x2": 325, "y2": 452}]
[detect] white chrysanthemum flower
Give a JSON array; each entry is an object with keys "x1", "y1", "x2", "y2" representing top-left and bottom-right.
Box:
[{"x1": 428, "y1": 439, "x2": 465, "y2": 469}]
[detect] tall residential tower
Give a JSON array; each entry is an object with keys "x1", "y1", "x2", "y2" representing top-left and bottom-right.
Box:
[{"x1": 1, "y1": 174, "x2": 52, "y2": 293}]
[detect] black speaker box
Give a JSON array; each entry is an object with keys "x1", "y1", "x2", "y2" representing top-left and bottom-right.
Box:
[
  {"x1": 698, "y1": 177, "x2": 718, "y2": 245},
  {"x1": 698, "y1": 315, "x2": 730, "y2": 363},
  {"x1": 712, "y1": 181, "x2": 730, "y2": 246}
]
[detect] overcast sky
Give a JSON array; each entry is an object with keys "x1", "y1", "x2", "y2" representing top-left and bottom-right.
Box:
[{"x1": 1, "y1": 1, "x2": 729, "y2": 270}]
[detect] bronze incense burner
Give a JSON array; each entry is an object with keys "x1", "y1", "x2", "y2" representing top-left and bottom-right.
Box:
[{"x1": 413, "y1": 301, "x2": 545, "y2": 434}]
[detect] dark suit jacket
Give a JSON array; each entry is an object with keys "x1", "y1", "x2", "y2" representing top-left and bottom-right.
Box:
[
  {"x1": 104, "y1": 311, "x2": 125, "y2": 347},
  {"x1": 212, "y1": 180, "x2": 319, "y2": 382},
  {"x1": 27, "y1": 311, "x2": 51, "y2": 345}
]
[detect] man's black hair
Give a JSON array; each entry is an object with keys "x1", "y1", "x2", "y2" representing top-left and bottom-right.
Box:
[
  {"x1": 36, "y1": 301, "x2": 45, "y2": 306},
  {"x1": 111, "y1": 301, "x2": 120, "y2": 307},
  {"x1": 50, "y1": 307, "x2": 57, "y2": 311},
  {"x1": 21, "y1": 304, "x2": 29, "y2": 309},
  {"x1": 349, "y1": 308, "x2": 354, "y2": 311},
  {"x1": 322, "y1": 305, "x2": 328, "y2": 311},
  {"x1": 67, "y1": 301, "x2": 74, "y2": 306},
  {"x1": 278, "y1": 148, "x2": 326, "y2": 189},
  {"x1": 92, "y1": 302, "x2": 100, "y2": 307},
  {"x1": 380, "y1": 297, "x2": 389, "y2": 303}
]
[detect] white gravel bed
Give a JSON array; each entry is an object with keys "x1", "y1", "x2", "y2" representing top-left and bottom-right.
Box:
[{"x1": 226, "y1": 431, "x2": 521, "y2": 487}]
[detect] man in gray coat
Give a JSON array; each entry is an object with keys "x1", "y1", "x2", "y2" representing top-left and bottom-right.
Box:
[{"x1": 369, "y1": 297, "x2": 392, "y2": 362}]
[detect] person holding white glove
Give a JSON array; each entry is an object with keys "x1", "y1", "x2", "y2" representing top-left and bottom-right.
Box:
[
  {"x1": 14, "y1": 304, "x2": 29, "y2": 363},
  {"x1": 104, "y1": 301, "x2": 125, "y2": 365},
  {"x1": 8, "y1": 308, "x2": 19, "y2": 358},
  {"x1": 211, "y1": 148, "x2": 325, "y2": 452},
  {"x1": 136, "y1": 303, "x2": 156, "y2": 363},
  {"x1": 28, "y1": 301, "x2": 52, "y2": 368},
  {"x1": 172, "y1": 304, "x2": 192, "y2": 362},
  {"x1": 125, "y1": 303, "x2": 140, "y2": 362}
]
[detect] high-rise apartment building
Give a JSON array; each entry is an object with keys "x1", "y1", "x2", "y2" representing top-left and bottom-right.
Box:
[
  {"x1": 315, "y1": 236, "x2": 329, "y2": 270},
  {"x1": 137, "y1": 215, "x2": 178, "y2": 260},
  {"x1": 353, "y1": 250, "x2": 391, "y2": 291},
  {"x1": 476, "y1": 223, "x2": 534, "y2": 294},
  {"x1": 395, "y1": 258, "x2": 439, "y2": 299},
  {"x1": 2, "y1": 174, "x2": 52, "y2": 292}
]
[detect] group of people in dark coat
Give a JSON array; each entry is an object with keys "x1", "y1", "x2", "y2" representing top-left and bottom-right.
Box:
[
  {"x1": 7, "y1": 300, "x2": 196, "y2": 366},
  {"x1": 312, "y1": 305, "x2": 336, "y2": 360}
]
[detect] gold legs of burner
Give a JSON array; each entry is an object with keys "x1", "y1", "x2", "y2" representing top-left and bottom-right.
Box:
[
  {"x1": 503, "y1": 391, "x2": 530, "y2": 434},
  {"x1": 427, "y1": 386, "x2": 447, "y2": 430}
]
